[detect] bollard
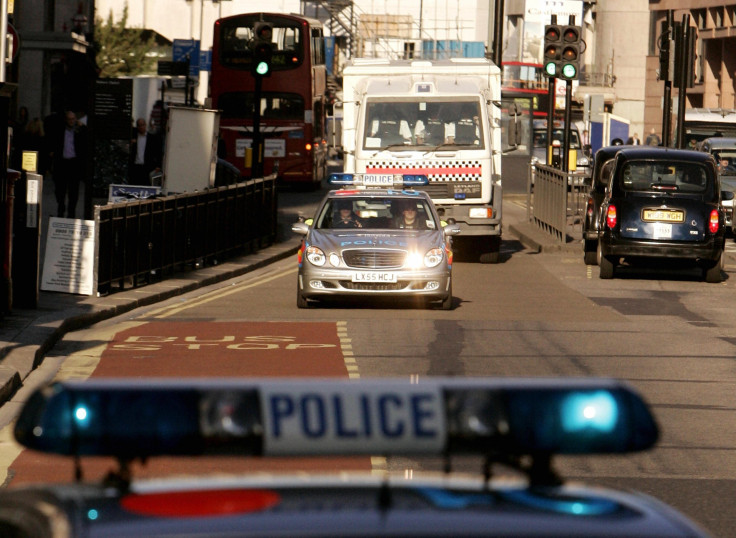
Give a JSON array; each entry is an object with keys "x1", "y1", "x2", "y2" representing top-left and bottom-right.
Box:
[{"x1": 12, "y1": 171, "x2": 42, "y2": 308}]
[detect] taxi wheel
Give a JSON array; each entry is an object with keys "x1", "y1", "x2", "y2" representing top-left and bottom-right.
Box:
[
  {"x1": 597, "y1": 241, "x2": 615, "y2": 279},
  {"x1": 583, "y1": 240, "x2": 598, "y2": 265},
  {"x1": 703, "y1": 253, "x2": 723, "y2": 283}
]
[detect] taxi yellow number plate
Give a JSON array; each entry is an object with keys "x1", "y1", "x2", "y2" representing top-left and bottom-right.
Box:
[
  {"x1": 643, "y1": 209, "x2": 684, "y2": 222},
  {"x1": 361, "y1": 174, "x2": 395, "y2": 186},
  {"x1": 352, "y1": 272, "x2": 397, "y2": 283}
]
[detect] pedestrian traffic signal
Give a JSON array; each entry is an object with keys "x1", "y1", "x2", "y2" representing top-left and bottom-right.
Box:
[
  {"x1": 252, "y1": 22, "x2": 273, "y2": 77},
  {"x1": 560, "y1": 25, "x2": 581, "y2": 80},
  {"x1": 543, "y1": 24, "x2": 562, "y2": 78}
]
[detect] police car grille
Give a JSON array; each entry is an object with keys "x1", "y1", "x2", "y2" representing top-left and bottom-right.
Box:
[{"x1": 342, "y1": 250, "x2": 405, "y2": 269}]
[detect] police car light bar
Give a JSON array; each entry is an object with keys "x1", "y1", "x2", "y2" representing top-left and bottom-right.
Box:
[
  {"x1": 329, "y1": 173, "x2": 429, "y2": 188},
  {"x1": 14, "y1": 378, "x2": 658, "y2": 460}
]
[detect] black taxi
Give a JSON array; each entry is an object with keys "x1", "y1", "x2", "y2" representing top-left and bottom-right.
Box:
[{"x1": 597, "y1": 147, "x2": 733, "y2": 282}]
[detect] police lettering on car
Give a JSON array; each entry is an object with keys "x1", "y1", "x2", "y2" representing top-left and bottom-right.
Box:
[{"x1": 260, "y1": 382, "x2": 445, "y2": 455}]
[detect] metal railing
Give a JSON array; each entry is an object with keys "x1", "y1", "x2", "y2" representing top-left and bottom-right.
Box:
[
  {"x1": 528, "y1": 163, "x2": 588, "y2": 242},
  {"x1": 94, "y1": 175, "x2": 278, "y2": 296}
]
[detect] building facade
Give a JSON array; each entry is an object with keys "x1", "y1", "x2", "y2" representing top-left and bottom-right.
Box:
[
  {"x1": 13, "y1": 0, "x2": 96, "y2": 123},
  {"x1": 646, "y1": 1, "x2": 736, "y2": 140}
]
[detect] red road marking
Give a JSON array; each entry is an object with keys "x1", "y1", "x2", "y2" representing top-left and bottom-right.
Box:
[{"x1": 9, "y1": 322, "x2": 372, "y2": 486}]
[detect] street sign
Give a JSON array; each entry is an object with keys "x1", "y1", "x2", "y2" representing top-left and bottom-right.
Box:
[
  {"x1": 199, "y1": 50, "x2": 212, "y2": 72},
  {"x1": 173, "y1": 39, "x2": 200, "y2": 78}
]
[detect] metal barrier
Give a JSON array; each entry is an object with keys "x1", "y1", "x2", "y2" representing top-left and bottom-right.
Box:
[
  {"x1": 528, "y1": 163, "x2": 588, "y2": 242},
  {"x1": 94, "y1": 175, "x2": 278, "y2": 295}
]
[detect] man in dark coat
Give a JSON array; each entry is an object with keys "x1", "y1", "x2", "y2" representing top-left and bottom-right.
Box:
[
  {"x1": 49, "y1": 110, "x2": 87, "y2": 218},
  {"x1": 129, "y1": 117, "x2": 163, "y2": 185}
]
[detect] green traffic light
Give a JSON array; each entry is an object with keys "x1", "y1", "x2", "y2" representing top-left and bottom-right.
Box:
[
  {"x1": 255, "y1": 62, "x2": 270, "y2": 76},
  {"x1": 544, "y1": 62, "x2": 557, "y2": 77},
  {"x1": 561, "y1": 63, "x2": 577, "y2": 79}
]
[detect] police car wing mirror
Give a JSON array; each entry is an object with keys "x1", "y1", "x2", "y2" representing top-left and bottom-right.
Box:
[
  {"x1": 443, "y1": 223, "x2": 461, "y2": 235},
  {"x1": 292, "y1": 221, "x2": 310, "y2": 235}
]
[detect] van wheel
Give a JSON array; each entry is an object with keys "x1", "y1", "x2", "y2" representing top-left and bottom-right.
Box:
[{"x1": 479, "y1": 236, "x2": 501, "y2": 264}]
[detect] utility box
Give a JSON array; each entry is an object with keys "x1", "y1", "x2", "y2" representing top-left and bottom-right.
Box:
[{"x1": 163, "y1": 107, "x2": 220, "y2": 193}]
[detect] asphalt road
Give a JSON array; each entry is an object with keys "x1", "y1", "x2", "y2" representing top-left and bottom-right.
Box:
[{"x1": 2, "y1": 183, "x2": 736, "y2": 536}]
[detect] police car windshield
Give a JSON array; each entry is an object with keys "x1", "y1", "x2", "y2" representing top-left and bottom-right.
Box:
[
  {"x1": 363, "y1": 100, "x2": 484, "y2": 149},
  {"x1": 316, "y1": 197, "x2": 437, "y2": 230}
]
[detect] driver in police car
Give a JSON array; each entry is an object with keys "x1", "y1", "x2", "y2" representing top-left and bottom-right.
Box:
[{"x1": 332, "y1": 199, "x2": 363, "y2": 228}]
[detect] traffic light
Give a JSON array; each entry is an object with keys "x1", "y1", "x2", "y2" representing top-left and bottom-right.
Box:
[
  {"x1": 252, "y1": 22, "x2": 273, "y2": 77},
  {"x1": 543, "y1": 24, "x2": 562, "y2": 78},
  {"x1": 559, "y1": 25, "x2": 581, "y2": 80}
]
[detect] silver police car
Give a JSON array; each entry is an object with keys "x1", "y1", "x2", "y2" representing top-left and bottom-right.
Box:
[{"x1": 293, "y1": 174, "x2": 460, "y2": 310}]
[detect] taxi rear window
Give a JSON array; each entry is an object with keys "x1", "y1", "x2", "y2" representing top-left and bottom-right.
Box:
[{"x1": 618, "y1": 161, "x2": 710, "y2": 194}]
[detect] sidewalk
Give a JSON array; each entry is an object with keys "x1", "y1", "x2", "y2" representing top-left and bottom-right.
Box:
[{"x1": 0, "y1": 191, "x2": 574, "y2": 405}]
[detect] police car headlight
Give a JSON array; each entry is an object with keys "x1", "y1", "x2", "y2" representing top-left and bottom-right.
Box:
[
  {"x1": 306, "y1": 246, "x2": 326, "y2": 266},
  {"x1": 424, "y1": 248, "x2": 444, "y2": 268},
  {"x1": 405, "y1": 252, "x2": 423, "y2": 270},
  {"x1": 329, "y1": 253, "x2": 341, "y2": 267}
]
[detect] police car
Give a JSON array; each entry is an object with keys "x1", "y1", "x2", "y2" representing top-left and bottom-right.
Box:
[
  {"x1": 293, "y1": 174, "x2": 459, "y2": 309},
  {"x1": 0, "y1": 377, "x2": 710, "y2": 537}
]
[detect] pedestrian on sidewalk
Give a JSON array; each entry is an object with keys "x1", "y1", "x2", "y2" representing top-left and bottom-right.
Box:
[
  {"x1": 48, "y1": 110, "x2": 88, "y2": 218},
  {"x1": 128, "y1": 118, "x2": 163, "y2": 186}
]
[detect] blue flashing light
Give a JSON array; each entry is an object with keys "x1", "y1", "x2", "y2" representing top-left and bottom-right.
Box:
[
  {"x1": 401, "y1": 175, "x2": 430, "y2": 186},
  {"x1": 74, "y1": 405, "x2": 89, "y2": 423},
  {"x1": 328, "y1": 173, "x2": 355, "y2": 185},
  {"x1": 87, "y1": 509, "x2": 99, "y2": 521},
  {"x1": 560, "y1": 391, "x2": 618, "y2": 434}
]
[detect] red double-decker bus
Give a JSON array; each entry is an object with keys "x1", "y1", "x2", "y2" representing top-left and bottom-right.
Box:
[{"x1": 209, "y1": 13, "x2": 328, "y2": 189}]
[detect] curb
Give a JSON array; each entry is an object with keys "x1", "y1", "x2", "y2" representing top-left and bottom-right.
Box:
[{"x1": 508, "y1": 222, "x2": 582, "y2": 255}]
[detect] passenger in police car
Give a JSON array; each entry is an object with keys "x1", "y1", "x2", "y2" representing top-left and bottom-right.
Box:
[
  {"x1": 393, "y1": 200, "x2": 424, "y2": 229},
  {"x1": 332, "y1": 199, "x2": 363, "y2": 229}
]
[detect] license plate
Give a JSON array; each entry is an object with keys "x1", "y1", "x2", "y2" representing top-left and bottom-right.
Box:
[
  {"x1": 360, "y1": 174, "x2": 395, "y2": 186},
  {"x1": 643, "y1": 209, "x2": 684, "y2": 222},
  {"x1": 652, "y1": 222, "x2": 672, "y2": 239},
  {"x1": 352, "y1": 272, "x2": 397, "y2": 283}
]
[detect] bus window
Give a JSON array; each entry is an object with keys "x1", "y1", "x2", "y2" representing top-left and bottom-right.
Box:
[
  {"x1": 218, "y1": 92, "x2": 304, "y2": 120},
  {"x1": 219, "y1": 19, "x2": 304, "y2": 70}
]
